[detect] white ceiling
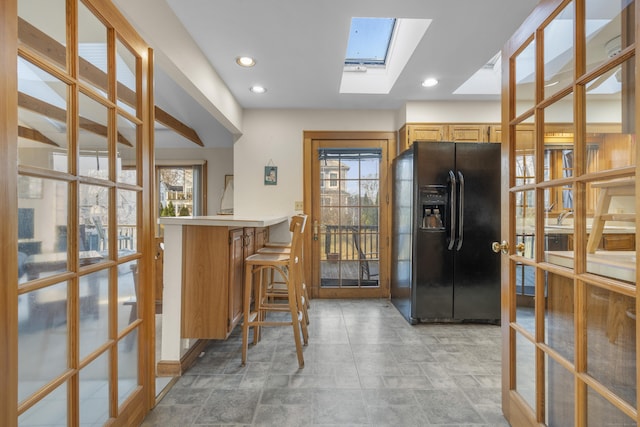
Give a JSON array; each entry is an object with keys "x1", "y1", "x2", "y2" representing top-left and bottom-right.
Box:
[{"x1": 115, "y1": 0, "x2": 540, "y2": 146}]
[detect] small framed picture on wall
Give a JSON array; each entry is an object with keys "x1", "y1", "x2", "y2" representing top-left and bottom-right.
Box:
[{"x1": 264, "y1": 166, "x2": 277, "y2": 185}]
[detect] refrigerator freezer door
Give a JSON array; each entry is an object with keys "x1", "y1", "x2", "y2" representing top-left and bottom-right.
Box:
[
  {"x1": 452, "y1": 143, "x2": 501, "y2": 321},
  {"x1": 413, "y1": 142, "x2": 455, "y2": 320}
]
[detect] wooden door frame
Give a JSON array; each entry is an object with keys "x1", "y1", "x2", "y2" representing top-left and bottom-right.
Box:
[{"x1": 303, "y1": 130, "x2": 397, "y2": 299}]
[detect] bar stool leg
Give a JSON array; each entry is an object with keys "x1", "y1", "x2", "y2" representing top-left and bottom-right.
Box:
[{"x1": 241, "y1": 263, "x2": 253, "y2": 366}]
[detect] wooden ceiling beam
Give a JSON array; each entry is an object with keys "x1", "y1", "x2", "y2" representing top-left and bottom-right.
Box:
[
  {"x1": 154, "y1": 106, "x2": 204, "y2": 146},
  {"x1": 19, "y1": 17, "x2": 205, "y2": 147},
  {"x1": 18, "y1": 125, "x2": 59, "y2": 147},
  {"x1": 18, "y1": 91, "x2": 133, "y2": 147}
]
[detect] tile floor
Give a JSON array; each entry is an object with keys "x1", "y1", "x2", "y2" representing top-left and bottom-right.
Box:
[{"x1": 142, "y1": 299, "x2": 508, "y2": 427}]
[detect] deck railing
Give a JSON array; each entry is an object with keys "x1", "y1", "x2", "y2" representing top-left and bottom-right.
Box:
[{"x1": 323, "y1": 225, "x2": 379, "y2": 261}]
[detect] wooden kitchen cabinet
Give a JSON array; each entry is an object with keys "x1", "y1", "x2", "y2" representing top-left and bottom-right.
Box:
[
  {"x1": 410, "y1": 124, "x2": 447, "y2": 142},
  {"x1": 448, "y1": 124, "x2": 488, "y2": 142},
  {"x1": 181, "y1": 226, "x2": 264, "y2": 339},
  {"x1": 567, "y1": 233, "x2": 635, "y2": 251}
]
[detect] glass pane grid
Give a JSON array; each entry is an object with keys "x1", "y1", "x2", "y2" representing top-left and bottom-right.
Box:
[{"x1": 319, "y1": 150, "x2": 380, "y2": 288}]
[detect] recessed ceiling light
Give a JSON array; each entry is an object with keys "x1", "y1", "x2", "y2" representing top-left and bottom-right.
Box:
[
  {"x1": 250, "y1": 85, "x2": 266, "y2": 94},
  {"x1": 236, "y1": 56, "x2": 256, "y2": 67},
  {"x1": 421, "y1": 78, "x2": 438, "y2": 88}
]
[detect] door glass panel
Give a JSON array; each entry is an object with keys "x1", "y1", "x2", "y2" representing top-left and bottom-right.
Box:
[
  {"x1": 514, "y1": 262, "x2": 535, "y2": 336},
  {"x1": 79, "y1": 270, "x2": 109, "y2": 361},
  {"x1": 118, "y1": 331, "x2": 139, "y2": 406},
  {"x1": 78, "y1": 2, "x2": 108, "y2": 96},
  {"x1": 546, "y1": 354, "x2": 575, "y2": 426},
  {"x1": 544, "y1": 272, "x2": 574, "y2": 361},
  {"x1": 18, "y1": 381, "x2": 67, "y2": 426},
  {"x1": 80, "y1": 183, "x2": 110, "y2": 259},
  {"x1": 18, "y1": 177, "x2": 69, "y2": 280},
  {"x1": 544, "y1": 1, "x2": 574, "y2": 99},
  {"x1": 18, "y1": 58, "x2": 69, "y2": 173},
  {"x1": 117, "y1": 114, "x2": 138, "y2": 185},
  {"x1": 319, "y1": 149, "x2": 381, "y2": 288},
  {"x1": 544, "y1": 186, "x2": 574, "y2": 268},
  {"x1": 515, "y1": 190, "x2": 535, "y2": 260},
  {"x1": 586, "y1": 285, "x2": 636, "y2": 408},
  {"x1": 79, "y1": 92, "x2": 110, "y2": 179},
  {"x1": 587, "y1": 387, "x2": 636, "y2": 426},
  {"x1": 585, "y1": 179, "x2": 635, "y2": 282},
  {"x1": 18, "y1": 0, "x2": 67, "y2": 70},
  {"x1": 116, "y1": 189, "x2": 137, "y2": 253},
  {"x1": 515, "y1": 124, "x2": 535, "y2": 186},
  {"x1": 515, "y1": 40, "x2": 536, "y2": 118},
  {"x1": 117, "y1": 260, "x2": 138, "y2": 333},
  {"x1": 585, "y1": 58, "x2": 636, "y2": 173},
  {"x1": 515, "y1": 332, "x2": 536, "y2": 412},
  {"x1": 79, "y1": 352, "x2": 110, "y2": 427},
  {"x1": 17, "y1": 281, "x2": 68, "y2": 403},
  {"x1": 543, "y1": 93, "x2": 574, "y2": 184},
  {"x1": 585, "y1": 0, "x2": 635, "y2": 76},
  {"x1": 116, "y1": 38, "x2": 138, "y2": 115}
]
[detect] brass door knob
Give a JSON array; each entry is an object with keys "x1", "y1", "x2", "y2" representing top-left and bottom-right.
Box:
[
  {"x1": 491, "y1": 240, "x2": 509, "y2": 254},
  {"x1": 515, "y1": 242, "x2": 525, "y2": 254}
]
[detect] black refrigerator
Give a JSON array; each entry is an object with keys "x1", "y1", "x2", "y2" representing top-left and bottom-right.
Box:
[{"x1": 391, "y1": 141, "x2": 500, "y2": 324}]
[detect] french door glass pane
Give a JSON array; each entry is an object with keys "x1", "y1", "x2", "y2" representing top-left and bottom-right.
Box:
[
  {"x1": 79, "y1": 183, "x2": 110, "y2": 259},
  {"x1": 79, "y1": 270, "x2": 109, "y2": 361},
  {"x1": 78, "y1": 1, "x2": 108, "y2": 96},
  {"x1": 18, "y1": 177, "x2": 69, "y2": 274},
  {"x1": 17, "y1": 58, "x2": 69, "y2": 172},
  {"x1": 79, "y1": 352, "x2": 110, "y2": 426},
  {"x1": 586, "y1": 285, "x2": 636, "y2": 408},
  {"x1": 544, "y1": 272, "x2": 574, "y2": 361},
  {"x1": 117, "y1": 114, "x2": 139, "y2": 185},
  {"x1": 515, "y1": 40, "x2": 536, "y2": 118},
  {"x1": 585, "y1": 0, "x2": 635, "y2": 76},
  {"x1": 118, "y1": 334, "x2": 139, "y2": 406},
  {"x1": 116, "y1": 189, "x2": 137, "y2": 253},
  {"x1": 515, "y1": 190, "x2": 535, "y2": 260},
  {"x1": 18, "y1": 0, "x2": 67, "y2": 70},
  {"x1": 79, "y1": 92, "x2": 110, "y2": 180},
  {"x1": 544, "y1": 1, "x2": 574, "y2": 99},
  {"x1": 18, "y1": 281, "x2": 68, "y2": 403},
  {"x1": 587, "y1": 387, "x2": 636, "y2": 426},
  {"x1": 116, "y1": 37, "x2": 138, "y2": 115},
  {"x1": 515, "y1": 332, "x2": 536, "y2": 412},
  {"x1": 18, "y1": 381, "x2": 67, "y2": 426},
  {"x1": 117, "y1": 260, "x2": 138, "y2": 333},
  {"x1": 585, "y1": 57, "x2": 636, "y2": 173},
  {"x1": 546, "y1": 354, "x2": 575, "y2": 426}
]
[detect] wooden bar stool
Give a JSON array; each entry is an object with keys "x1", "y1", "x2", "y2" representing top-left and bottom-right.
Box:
[
  {"x1": 241, "y1": 215, "x2": 308, "y2": 367},
  {"x1": 258, "y1": 214, "x2": 310, "y2": 312}
]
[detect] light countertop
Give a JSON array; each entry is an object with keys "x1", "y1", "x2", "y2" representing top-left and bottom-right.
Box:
[
  {"x1": 158, "y1": 215, "x2": 289, "y2": 228},
  {"x1": 545, "y1": 250, "x2": 635, "y2": 283}
]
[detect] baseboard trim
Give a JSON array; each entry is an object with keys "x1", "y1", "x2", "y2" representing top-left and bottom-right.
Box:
[{"x1": 156, "y1": 339, "x2": 210, "y2": 377}]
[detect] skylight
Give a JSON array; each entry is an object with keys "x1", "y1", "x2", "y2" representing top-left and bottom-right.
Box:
[{"x1": 345, "y1": 18, "x2": 396, "y2": 66}]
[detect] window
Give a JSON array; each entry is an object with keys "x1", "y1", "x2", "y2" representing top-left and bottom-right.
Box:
[{"x1": 345, "y1": 18, "x2": 396, "y2": 66}]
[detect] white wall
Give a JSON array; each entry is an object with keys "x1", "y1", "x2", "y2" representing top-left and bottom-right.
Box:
[
  {"x1": 405, "y1": 101, "x2": 501, "y2": 123},
  {"x1": 155, "y1": 147, "x2": 233, "y2": 215},
  {"x1": 233, "y1": 104, "x2": 504, "y2": 217}
]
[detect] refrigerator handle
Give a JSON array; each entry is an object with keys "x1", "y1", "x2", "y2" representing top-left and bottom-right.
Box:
[
  {"x1": 448, "y1": 170, "x2": 457, "y2": 250},
  {"x1": 456, "y1": 171, "x2": 465, "y2": 251}
]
